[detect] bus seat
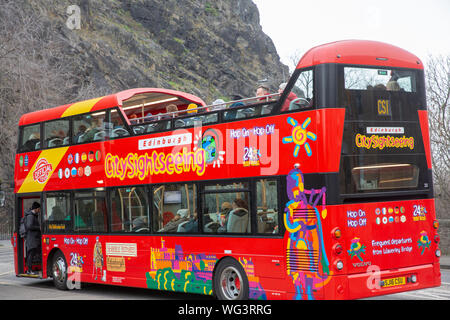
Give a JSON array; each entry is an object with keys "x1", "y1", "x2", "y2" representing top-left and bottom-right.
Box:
[
  {"x1": 48, "y1": 138, "x2": 63, "y2": 148},
  {"x1": 174, "y1": 119, "x2": 185, "y2": 128},
  {"x1": 204, "y1": 114, "x2": 218, "y2": 124},
  {"x1": 177, "y1": 220, "x2": 190, "y2": 232},
  {"x1": 93, "y1": 131, "x2": 106, "y2": 141},
  {"x1": 226, "y1": 209, "x2": 249, "y2": 233},
  {"x1": 77, "y1": 133, "x2": 86, "y2": 143},
  {"x1": 111, "y1": 128, "x2": 129, "y2": 138},
  {"x1": 261, "y1": 105, "x2": 273, "y2": 115},
  {"x1": 132, "y1": 126, "x2": 144, "y2": 134}
]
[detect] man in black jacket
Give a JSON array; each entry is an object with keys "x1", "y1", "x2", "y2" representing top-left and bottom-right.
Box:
[{"x1": 25, "y1": 202, "x2": 41, "y2": 275}]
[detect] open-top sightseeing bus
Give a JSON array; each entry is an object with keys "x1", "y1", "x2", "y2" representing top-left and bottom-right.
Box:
[{"x1": 12, "y1": 40, "x2": 441, "y2": 299}]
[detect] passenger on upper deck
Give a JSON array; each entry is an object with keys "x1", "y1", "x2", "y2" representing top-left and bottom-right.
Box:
[
  {"x1": 211, "y1": 99, "x2": 226, "y2": 111},
  {"x1": 279, "y1": 82, "x2": 298, "y2": 112},
  {"x1": 82, "y1": 117, "x2": 103, "y2": 142},
  {"x1": 224, "y1": 95, "x2": 245, "y2": 121},
  {"x1": 165, "y1": 104, "x2": 179, "y2": 118}
]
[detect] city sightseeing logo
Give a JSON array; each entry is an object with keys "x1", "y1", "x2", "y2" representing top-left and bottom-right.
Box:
[{"x1": 33, "y1": 158, "x2": 53, "y2": 184}]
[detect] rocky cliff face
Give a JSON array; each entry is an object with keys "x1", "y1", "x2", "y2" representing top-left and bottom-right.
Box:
[
  {"x1": 0, "y1": 0, "x2": 288, "y2": 223},
  {"x1": 52, "y1": 0, "x2": 287, "y2": 99}
]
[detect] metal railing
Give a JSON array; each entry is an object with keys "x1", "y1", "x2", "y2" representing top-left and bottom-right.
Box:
[
  {"x1": 129, "y1": 93, "x2": 281, "y2": 125},
  {"x1": 0, "y1": 223, "x2": 12, "y2": 240}
]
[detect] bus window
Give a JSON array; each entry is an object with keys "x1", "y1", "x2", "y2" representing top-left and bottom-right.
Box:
[
  {"x1": 202, "y1": 182, "x2": 251, "y2": 234},
  {"x1": 74, "y1": 190, "x2": 107, "y2": 232},
  {"x1": 43, "y1": 119, "x2": 70, "y2": 148},
  {"x1": 19, "y1": 123, "x2": 41, "y2": 152},
  {"x1": 351, "y1": 163, "x2": 419, "y2": 191},
  {"x1": 339, "y1": 66, "x2": 421, "y2": 121},
  {"x1": 344, "y1": 67, "x2": 416, "y2": 92},
  {"x1": 108, "y1": 109, "x2": 130, "y2": 139},
  {"x1": 282, "y1": 69, "x2": 314, "y2": 112},
  {"x1": 256, "y1": 179, "x2": 279, "y2": 234},
  {"x1": 110, "y1": 187, "x2": 150, "y2": 233},
  {"x1": 153, "y1": 183, "x2": 197, "y2": 233},
  {"x1": 44, "y1": 192, "x2": 72, "y2": 233},
  {"x1": 73, "y1": 112, "x2": 107, "y2": 144}
]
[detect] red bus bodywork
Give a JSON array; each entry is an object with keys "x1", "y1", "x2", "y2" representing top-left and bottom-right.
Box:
[{"x1": 13, "y1": 40, "x2": 441, "y2": 299}]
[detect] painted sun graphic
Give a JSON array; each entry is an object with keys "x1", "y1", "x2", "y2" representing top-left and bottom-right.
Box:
[{"x1": 282, "y1": 117, "x2": 317, "y2": 157}]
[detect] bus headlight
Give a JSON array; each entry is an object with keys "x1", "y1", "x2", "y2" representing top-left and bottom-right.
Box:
[
  {"x1": 436, "y1": 249, "x2": 441, "y2": 257},
  {"x1": 336, "y1": 260, "x2": 344, "y2": 271}
]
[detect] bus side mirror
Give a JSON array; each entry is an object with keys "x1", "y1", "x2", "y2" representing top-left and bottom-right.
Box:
[{"x1": 0, "y1": 191, "x2": 5, "y2": 207}]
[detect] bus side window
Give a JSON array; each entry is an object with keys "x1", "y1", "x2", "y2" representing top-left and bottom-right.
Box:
[
  {"x1": 74, "y1": 190, "x2": 107, "y2": 233},
  {"x1": 153, "y1": 183, "x2": 198, "y2": 234},
  {"x1": 73, "y1": 112, "x2": 107, "y2": 144},
  {"x1": 43, "y1": 119, "x2": 70, "y2": 148},
  {"x1": 281, "y1": 69, "x2": 314, "y2": 112},
  {"x1": 256, "y1": 179, "x2": 279, "y2": 235},
  {"x1": 202, "y1": 182, "x2": 251, "y2": 235},
  {"x1": 19, "y1": 123, "x2": 41, "y2": 152},
  {"x1": 108, "y1": 109, "x2": 130, "y2": 139},
  {"x1": 44, "y1": 192, "x2": 72, "y2": 233},
  {"x1": 110, "y1": 187, "x2": 150, "y2": 233}
]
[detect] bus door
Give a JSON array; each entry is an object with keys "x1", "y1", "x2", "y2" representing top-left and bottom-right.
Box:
[{"x1": 16, "y1": 196, "x2": 42, "y2": 277}]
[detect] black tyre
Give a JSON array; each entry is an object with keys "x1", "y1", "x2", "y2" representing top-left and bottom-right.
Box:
[
  {"x1": 51, "y1": 251, "x2": 68, "y2": 290},
  {"x1": 213, "y1": 257, "x2": 249, "y2": 300}
]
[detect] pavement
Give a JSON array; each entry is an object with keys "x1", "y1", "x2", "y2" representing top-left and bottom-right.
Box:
[{"x1": 1, "y1": 239, "x2": 450, "y2": 268}]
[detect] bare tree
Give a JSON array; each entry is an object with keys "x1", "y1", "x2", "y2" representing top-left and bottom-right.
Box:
[
  {"x1": 0, "y1": 1, "x2": 86, "y2": 225},
  {"x1": 425, "y1": 54, "x2": 450, "y2": 219}
]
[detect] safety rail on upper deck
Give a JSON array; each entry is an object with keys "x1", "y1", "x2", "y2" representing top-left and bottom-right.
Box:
[{"x1": 129, "y1": 93, "x2": 281, "y2": 135}]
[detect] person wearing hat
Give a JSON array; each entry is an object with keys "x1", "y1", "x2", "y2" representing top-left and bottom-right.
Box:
[
  {"x1": 25, "y1": 202, "x2": 41, "y2": 274},
  {"x1": 279, "y1": 82, "x2": 298, "y2": 112}
]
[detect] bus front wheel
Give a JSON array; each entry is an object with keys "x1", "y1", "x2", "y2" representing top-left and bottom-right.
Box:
[
  {"x1": 213, "y1": 257, "x2": 249, "y2": 300},
  {"x1": 52, "y1": 251, "x2": 68, "y2": 290}
]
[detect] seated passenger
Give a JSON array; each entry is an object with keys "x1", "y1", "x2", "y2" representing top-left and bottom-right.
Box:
[
  {"x1": 82, "y1": 118, "x2": 103, "y2": 142},
  {"x1": 49, "y1": 205, "x2": 65, "y2": 221},
  {"x1": 224, "y1": 95, "x2": 245, "y2": 121},
  {"x1": 132, "y1": 216, "x2": 149, "y2": 232},
  {"x1": 165, "y1": 104, "x2": 179, "y2": 118},
  {"x1": 386, "y1": 80, "x2": 400, "y2": 91},
  {"x1": 158, "y1": 209, "x2": 189, "y2": 233},
  {"x1": 23, "y1": 132, "x2": 40, "y2": 151},
  {"x1": 74, "y1": 125, "x2": 87, "y2": 143},
  {"x1": 129, "y1": 114, "x2": 138, "y2": 123},
  {"x1": 186, "y1": 103, "x2": 198, "y2": 114},
  {"x1": 211, "y1": 99, "x2": 226, "y2": 111},
  {"x1": 178, "y1": 212, "x2": 198, "y2": 233},
  {"x1": 226, "y1": 199, "x2": 249, "y2": 233},
  {"x1": 279, "y1": 82, "x2": 298, "y2": 112}
]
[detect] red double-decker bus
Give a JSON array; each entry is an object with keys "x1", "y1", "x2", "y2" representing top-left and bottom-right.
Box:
[{"x1": 12, "y1": 40, "x2": 441, "y2": 300}]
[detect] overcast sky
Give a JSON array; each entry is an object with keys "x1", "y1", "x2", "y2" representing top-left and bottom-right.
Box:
[{"x1": 252, "y1": 0, "x2": 450, "y2": 69}]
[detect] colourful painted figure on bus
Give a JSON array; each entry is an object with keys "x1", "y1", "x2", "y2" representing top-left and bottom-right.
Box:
[
  {"x1": 92, "y1": 236, "x2": 105, "y2": 281},
  {"x1": 417, "y1": 231, "x2": 431, "y2": 255},
  {"x1": 284, "y1": 167, "x2": 331, "y2": 300},
  {"x1": 348, "y1": 237, "x2": 366, "y2": 262}
]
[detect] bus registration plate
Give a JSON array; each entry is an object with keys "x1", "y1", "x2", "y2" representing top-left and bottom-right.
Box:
[{"x1": 382, "y1": 276, "x2": 406, "y2": 288}]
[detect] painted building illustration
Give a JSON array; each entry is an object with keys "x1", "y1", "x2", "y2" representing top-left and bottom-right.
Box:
[{"x1": 146, "y1": 238, "x2": 266, "y2": 299}]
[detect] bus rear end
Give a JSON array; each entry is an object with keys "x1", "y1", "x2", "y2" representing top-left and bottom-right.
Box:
[{"x1": 319, "y1": 57, "x2": 441, "y2": 299}]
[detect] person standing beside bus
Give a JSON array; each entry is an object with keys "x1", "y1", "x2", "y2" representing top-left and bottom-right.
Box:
[{"x1": 25, "y1": 202, "x2": 41, "y2": 275}]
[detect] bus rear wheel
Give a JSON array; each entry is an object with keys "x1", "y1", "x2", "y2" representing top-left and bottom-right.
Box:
[
  {"x1": 213, "y1": 258, "x2": 249, "y2": 300},
  {"x1": 52, "y1": 251, "x2": 68, "y2": 290}
]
